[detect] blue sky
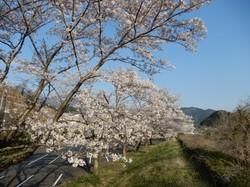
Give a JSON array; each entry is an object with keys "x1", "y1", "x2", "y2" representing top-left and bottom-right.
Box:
[{"x1": 152, "y1": 0, "x2": 250, "y2": 111}]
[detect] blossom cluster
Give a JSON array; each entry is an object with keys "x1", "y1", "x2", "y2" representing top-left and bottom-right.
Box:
[{"x1": 26, "y1": 68, "x2": 194, "y2": 167}]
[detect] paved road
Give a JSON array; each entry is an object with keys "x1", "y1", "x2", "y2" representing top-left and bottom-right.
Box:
[{"x1": 0, "y1": 147, "x2": 87, "y2": 187}]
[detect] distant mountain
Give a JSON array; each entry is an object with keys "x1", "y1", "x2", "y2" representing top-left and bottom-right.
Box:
[
  {"x1": 181, "y1": 107, "x2": 216, "y2": 125},
  {"x1": 200, "y1": 110, "x2": 231, "y2": 127}
]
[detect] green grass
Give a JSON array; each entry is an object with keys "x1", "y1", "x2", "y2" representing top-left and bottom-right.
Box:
[
  {"x1": 61, "y1": 173, "x2": 100, "y2": 187},
  {"x1": 60, "y1": 141, "x2": 210, "y2": 187}
]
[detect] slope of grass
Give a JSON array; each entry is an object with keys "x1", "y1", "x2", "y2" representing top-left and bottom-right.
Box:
[
  {"x1": 178, "y1": 134, "x2": 250, "y2": 187},
  {"x1": 60, "y1": 141, "x2": 210, "y2": 187},
  {"x1": 0, "y1": 85, "x2": 52, "y2": 172},
  {"x1": 0, "y1": 146, "x2": 36, "y2": 172}
]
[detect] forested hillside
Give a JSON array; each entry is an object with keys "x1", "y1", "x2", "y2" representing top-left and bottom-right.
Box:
[
  {"x1": 181, "y1": 107, "x2": 216, "y2": 124},
  {"x1": 200, "y1": 110, "x2": 231, "y2": 127}
]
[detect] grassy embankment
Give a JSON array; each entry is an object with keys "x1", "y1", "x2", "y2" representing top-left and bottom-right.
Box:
[
  {"x1": 60, "y1": 140, "x2": 210, "y2": 187},
  {"x1": 61, "y1": 134, "x2": 250, "y2": 187},
  {"x1": 0, "y1": 86, "x2": 40, "y2": 172},
  {"x1": 0, "y1": 144, "x2": 36, "y2": 173},
  {"x1": 178, "y1": 134, "x2": 250, "y2": 187}
]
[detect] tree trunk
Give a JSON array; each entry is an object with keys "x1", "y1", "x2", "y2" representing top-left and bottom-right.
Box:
[
  {"x1": 149, "y1": 138, "x2": 153, "y2": 145},
  {"x1": 85, "y1": 157, "x2": 91, "y2": 172},
  {"x1": 135, "y1": 141, "x2": 141, "y2": 151},
  {"x1": 122, "y1": 141, "x2": 127, "y2": 158},
  {"x1": 53, "y1": 80, "x2": 83, "y2": 122},
  {"x1": 53, "y1": 46, "x2": 117, "y2": 122},
  {"x1": 93, "y1": 157, "x2": 99, "y2": 175},
  {"x1": 53, "y1": 70, "x2": 100, "y2": 122},
  {"x1": 93, "y1": 154, "x2": 101, "y2": 176},
  {"x1": 0, "y1": 65, "x2": 9, "y2": 83}
]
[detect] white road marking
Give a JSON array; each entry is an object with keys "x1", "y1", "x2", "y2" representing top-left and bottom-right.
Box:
[
  {"x1": 16, "y1": 174, "x2": 34, "y2": 187},
  {"x1": 27, "y1": 154, "x2": 49, "y2": 166},
  {"x1": 0, "y1": 176, "x2": 5, "y2": 180},
  {"x1": 52, "y1": 174, "x2": 63, "y2": 186},
  {"x1": 49, "y1": 156, "x2": 60, "y2": 164}
]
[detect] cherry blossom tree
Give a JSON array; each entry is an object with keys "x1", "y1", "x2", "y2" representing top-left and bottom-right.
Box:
[
  {"x1": 139, "y1": 87, "x2": 195, "y2": 140},
  {"x1": 75, "y1": 68, "x2": 194, "y2": 165},
  {"x1": 1, "y1": 0, "x2": 211, "y2": 124},
  {"x1": 25, "y1": 68, "x2": 194, "y2": 175},
  {"x1": 75, "y1": 68, "x2": 157, "y2": 158}
]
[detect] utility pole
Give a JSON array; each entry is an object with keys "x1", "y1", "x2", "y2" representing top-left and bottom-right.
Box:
[{"x1": 0, "y1": 89, "x2": 7, "y2": 129}]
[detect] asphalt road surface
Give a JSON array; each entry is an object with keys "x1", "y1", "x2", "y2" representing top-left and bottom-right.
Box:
[{"x1": 0, "y1": 147, "x2": 87, "y2": 187}]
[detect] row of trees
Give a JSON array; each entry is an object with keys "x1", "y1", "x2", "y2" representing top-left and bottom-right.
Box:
[
  {"x1": 1, "y1": 0, "x2": 211, "y2": 174},
  {"x1": 26, "y1": 68, "x2": 194, "y2": 174}
]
